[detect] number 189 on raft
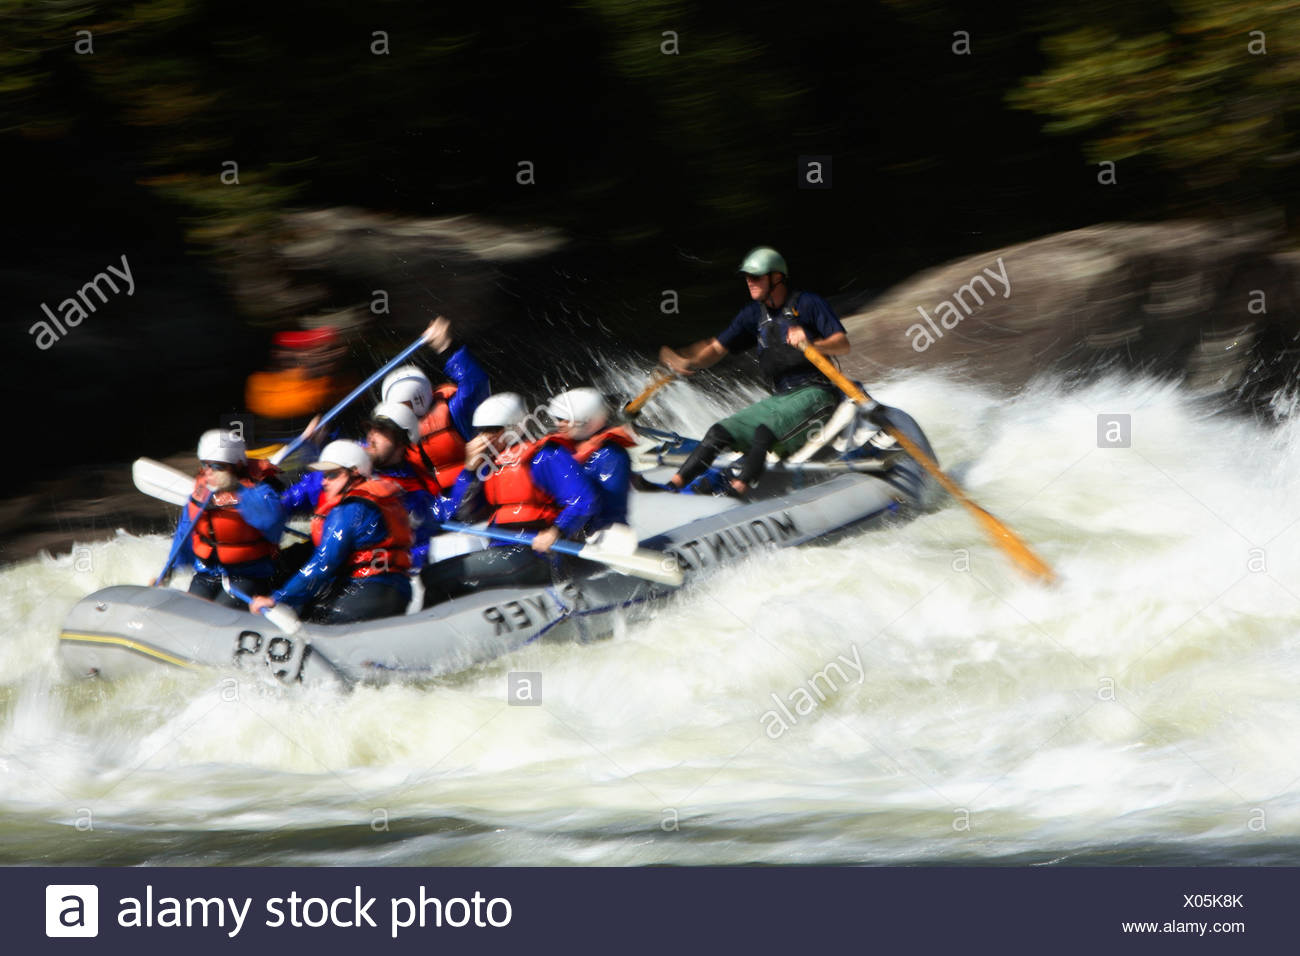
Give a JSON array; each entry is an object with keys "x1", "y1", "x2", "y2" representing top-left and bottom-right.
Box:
[{"x1": 233, "y1": 629, "x2": 306, "y2": 683}]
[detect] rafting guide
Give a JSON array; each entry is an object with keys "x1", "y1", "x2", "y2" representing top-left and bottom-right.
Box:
[
  {"x1": 659, "y1": 245, "x2": 864, "y2": 497},
  {"x1": 97, "y1": 884, "x2": 511, "y2": 937}
]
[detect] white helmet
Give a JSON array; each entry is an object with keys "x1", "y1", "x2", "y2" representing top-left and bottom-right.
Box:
[
  {"x1": 548, "y1": 387, "x2": 608, "y2": 440},
  {"x1": 471, "y1": 392, "x2": 527, "y2": 429},
  {"x1": 308, "y1": 440, "x2": 373, "y2": 477},
  {"x1": 197, "y1": 428, "x2": 247, "y2": 465},
  {"x1": 367, "y1": 401, "x2": 420, "y2": 444},
  {"x1": 381, "y1": 365, "x2": 434, "y2": 418}
]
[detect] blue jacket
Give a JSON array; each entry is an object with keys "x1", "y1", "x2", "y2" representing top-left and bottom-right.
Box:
[
  {"x1": 716, "y1": 290, "x2": 846, "y2": 392},
  {"x1": 281, "y1": 460, "x2": 438, "y2": 571},
  {"x1": 272, "y1": 499, "x2": 412, "y2": 610},
  {"x1": 373, "y1": 462, "x2": 438, "y2": 570},
  {"x1": 581, "y1": 443, "x2": 631, "y2": 529},
  {"x1": 436, "y1": 442, "x2": 601, "y2": 541},
  {"x1": 277, "y1": 345, "x2": 486, "y2": 512},
  {"x1": 441, "y1": 345, "x2": 491, "y2": 440},
  {"x1": 280, "y1": 467, "x2": 325, "y2": 516},
  {"x1": 174, "y1": 481, "x2": 285, "y2": 580}
]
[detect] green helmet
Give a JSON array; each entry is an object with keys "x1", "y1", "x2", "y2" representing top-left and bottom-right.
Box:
[{"x1": 737, "y1": 246, "x2": 787, "y2": 277}]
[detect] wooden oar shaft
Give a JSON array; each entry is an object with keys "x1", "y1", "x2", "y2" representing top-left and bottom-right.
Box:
[
  {"x1": 623, "y1": 369, "x2": 676, "y2": 416},
  {"x1": 799, "y1": 342, "x2": 1056, "y2": 584}
]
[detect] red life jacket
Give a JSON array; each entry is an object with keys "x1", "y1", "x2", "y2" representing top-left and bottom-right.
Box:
[
  {"x1": 187, "y1": 476, "x2": 277, "y2": 565},
  {"x1": 379, "y1": 466, "x2": 436, "y2": 496},
  {"x1": 310, "y1": 478, "x2": 413, "y2": 578},
  {"x1": 483, "y1": 435, "x2": 574, "y2": 528},
  {"x1": 573, "y1": 426, "x2": 637, "y2": 463},
  {"x1": 408, "y1": 383, "x2": 465, "y2": 492},
  {"x1": 245, "y1": 458, "x2": 282, "y2": 484}
]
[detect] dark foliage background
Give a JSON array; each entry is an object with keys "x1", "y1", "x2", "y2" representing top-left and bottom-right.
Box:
[{"x1": 2, "y1": 0, "x2": 1296, "y2": 490}]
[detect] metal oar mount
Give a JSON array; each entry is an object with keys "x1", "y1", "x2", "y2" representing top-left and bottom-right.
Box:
[{"x1": 798, "y1": 341, "x2": 1057, "y2": 585}]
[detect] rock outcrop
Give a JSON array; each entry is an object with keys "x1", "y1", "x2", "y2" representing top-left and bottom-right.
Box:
[
  {"x1": 221, "y1": 207, "x2": 568, "y2": 337},
  {"x1": 839, "y1": 221, "x2": 1300, "y2": 405}
]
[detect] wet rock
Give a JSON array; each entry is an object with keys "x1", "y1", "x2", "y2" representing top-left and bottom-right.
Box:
[
  {"x1": 839, "y1": 221, "x2": 1300, "y2": 407},
  {"x1": 220, "y1": 207, "x2": 567, "y2": 337}
]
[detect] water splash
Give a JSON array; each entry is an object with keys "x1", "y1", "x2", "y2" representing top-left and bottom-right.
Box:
[{"x1": 1, "y1": 368, "x2": 1298, "y2": 864}]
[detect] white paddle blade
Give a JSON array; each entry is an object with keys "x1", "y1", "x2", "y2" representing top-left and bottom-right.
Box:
[
  {"x1": 262, "y1": 603, "x2": 302, "y2": 636},
  {"x1": 133, "y1": 457, "x2": 194, "y2": 507},
  {"x1": 426, "y1": 531, "x2": 490, "y2": 563},
  {"x1": 583, "y1": 523, "x2": 640, "y2": 555},
  {"x1": 577, "y1": 542, "x2": 684, "y2": 587}
]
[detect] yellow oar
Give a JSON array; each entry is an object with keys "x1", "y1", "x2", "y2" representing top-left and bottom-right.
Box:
[
  {"x1": 246, "y1": 413, "x2": 326, "y2": 463},
  {"x1": 623, "y1": 367, "x2": 677, "y2": 418},
  {"x1": 798, "y1": 342, "x2": 1057, "y2": 584},
  {"x1": 246, "y1": 443, "x2": 284, "y2": 460}
]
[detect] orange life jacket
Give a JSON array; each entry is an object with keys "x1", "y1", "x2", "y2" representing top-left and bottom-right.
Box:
[
  {"x1": 483, "y1": 435, "x2": 574, "y2": 528},
  {"x1": 407, "y1": 383, "x2": 465, "y2": 492},
  {"x1": 244, "y1": 368, "x2": 338, "y2": 419},
  {"x1": 573, "y1": 426, "x2": 637, "y2": 463},
  {"x1": 310, "y1": 478, "x2": 413, "y2": 578},
  {"x1": 187, "y1": 476, "x2": 277, "y2": 565}
]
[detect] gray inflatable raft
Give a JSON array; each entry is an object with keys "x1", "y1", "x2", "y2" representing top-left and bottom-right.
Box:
[{"x1": 58, "y1": 405, "x2": 935, "y2": 689}]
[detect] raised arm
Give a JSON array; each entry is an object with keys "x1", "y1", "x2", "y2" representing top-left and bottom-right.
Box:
[
  {"x1": 442, "y1": 346, "x2": 490, "y2": 440},
  {"x1": 659, "y1": 338, "x2": 728, "y2": 376},
  {"x1": 426, "y1": 316, "x2": 491, "y2": 440}
]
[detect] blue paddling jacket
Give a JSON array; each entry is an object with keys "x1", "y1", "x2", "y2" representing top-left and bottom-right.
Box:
[
  {"x1": 281, "y1": 455, "x2": 438, "y2": 569},
  {"x1": 571, "y1": 427, "x2": 636, "y2": 530},
  {"x1": 272, "y1": 497, "x2": 412, "y2": 610}
]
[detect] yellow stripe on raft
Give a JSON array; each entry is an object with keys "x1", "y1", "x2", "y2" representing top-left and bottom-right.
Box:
[{"x1": 58, "y1": 631, "x2": 195, "y2": 669}]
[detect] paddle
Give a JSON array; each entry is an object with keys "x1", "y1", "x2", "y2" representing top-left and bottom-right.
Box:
[
  {"x1": 154, "y1": 488, "x2": 212, "y2": 586},
  {"x1": 269, "y1": 325, "x2": 437, "y2": 466},
  {"x1": 143, "y1": 460, "x2": 680, "y2": 584},
  {"x1": 220, "y1": 575, "x2": 303, "y2": 635},
  {"x1": 133, "y1": 457, "x2": 312, "y2": 542},
  {"x1": 134, "y1": 457, "x2": 195, "y2": 508},
  {"x1": 622, "y1": 367, "x2": 676, "y2": 418},
  {"x1": 797, "y1": 341, "x2": 1057, "y2": 584},
  {"x1": 437, "y1": 521, "x2": 684, "y2": 587}
]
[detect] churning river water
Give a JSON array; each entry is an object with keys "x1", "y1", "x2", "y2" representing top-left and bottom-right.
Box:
[{"x1": 2, "y1": 368, "x2": 1299, "y2": 865}]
